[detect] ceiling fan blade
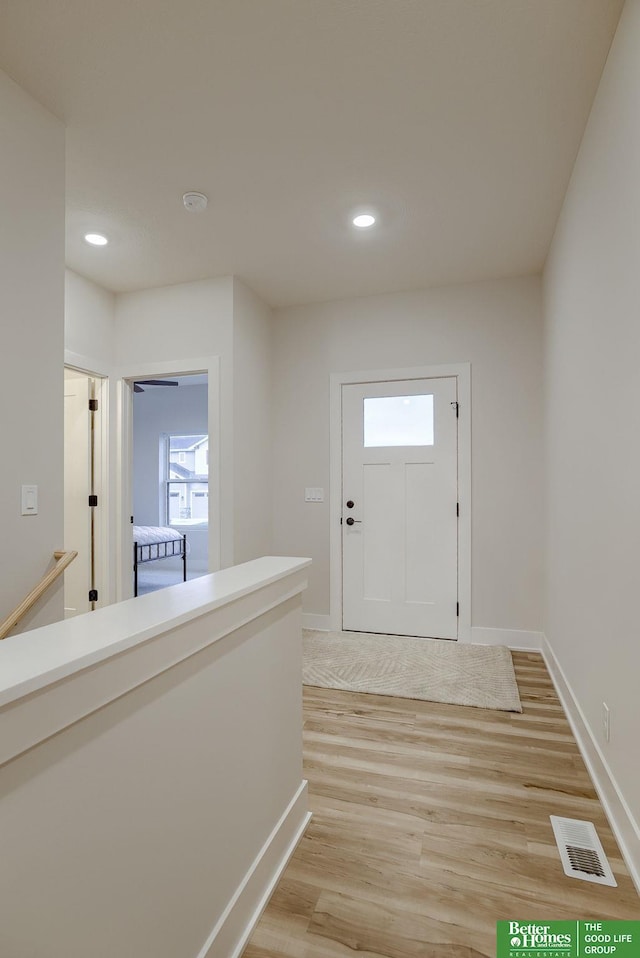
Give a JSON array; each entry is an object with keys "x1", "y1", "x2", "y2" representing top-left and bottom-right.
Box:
[{"x1": 135, "y1": 379, "x2": 179, "y2": 387}]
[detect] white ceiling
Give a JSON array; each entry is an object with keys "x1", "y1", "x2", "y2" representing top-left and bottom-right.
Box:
[{"x1": 0, "y1": 0, "x2": 623, "y2": 308}]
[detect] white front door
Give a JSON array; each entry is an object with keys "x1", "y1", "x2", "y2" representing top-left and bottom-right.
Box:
[{"x1": 342, "y1": 377, "x2": 459, "y2": 639}]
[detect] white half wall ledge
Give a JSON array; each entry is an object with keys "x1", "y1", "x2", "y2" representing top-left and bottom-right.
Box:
[
  {"x1": 0, "y1": 556, "x2": 311, "y2": 766},
  {"x1": 542, "y1": 636, "x2": 640, "y2": 897},
  {"x1": 0, "y1": 556, "x2": 310, "y2": 709},
  {"x1": 0, "y1": 555, "x2": 312, "y2": 958}
]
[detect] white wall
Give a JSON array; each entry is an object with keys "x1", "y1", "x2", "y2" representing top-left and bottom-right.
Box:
[
  {"x1": 0, "y1": 70, "x2": 65, "y2": 632},
  {"x1": 543, "y1": 0, "x2": 640, "y2": 867},
  {"x1": 65, "y1": 268, "x2": 116, "y2": 368},
  {"x1": 133, "y1": 382, "x2": 209, "y2": 566},
  {"x1": 115, "y1": 277, "x2": 234, "y2": 569},
  {"x1": 272, "y1": 275, "x2": 544, "y2": 631},
  {"x1": 114, "y1": 277, "x2": 234, "y2": 372},
  {"x1": 232, "y1": 278, "x2": 274, "y2": 563}
]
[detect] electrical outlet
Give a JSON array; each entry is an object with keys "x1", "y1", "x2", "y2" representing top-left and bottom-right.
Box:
[{"x1": 602, "y1": 702, "x2": 610, "y2": 743}]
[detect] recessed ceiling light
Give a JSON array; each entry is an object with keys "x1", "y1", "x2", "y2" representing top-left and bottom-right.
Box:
[
  {"x1": 84, "y1": 233, "x2": 108, "y2": 246},
  {"x1": 352, "y1": 213, "x2": 376, "y2": 229}
]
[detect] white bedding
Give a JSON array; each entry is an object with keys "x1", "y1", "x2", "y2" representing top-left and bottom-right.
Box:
[{"x1": 133, "y1": 526, "x2": 183, "y2": 546}]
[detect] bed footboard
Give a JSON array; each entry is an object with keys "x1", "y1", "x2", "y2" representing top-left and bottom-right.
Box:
[{"x1": 133, "y1": 530, "x2": 188, "y2": 597}]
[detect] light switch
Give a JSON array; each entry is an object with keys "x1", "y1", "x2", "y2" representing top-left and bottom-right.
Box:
[
  {"x1": 21, "y1": 484, "x2": 38, "y2": 516},
  {"x1": 305, "y1": 487, "x2": 324, "y2": 502}
]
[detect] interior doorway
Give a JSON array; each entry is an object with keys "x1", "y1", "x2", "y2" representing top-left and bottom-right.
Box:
[
  {"x1": 63, "y1": 367, "x2": 105, "y2": 616},
  {"x1": 131, "y1": 373, "x2": 210, "y2": 595}
]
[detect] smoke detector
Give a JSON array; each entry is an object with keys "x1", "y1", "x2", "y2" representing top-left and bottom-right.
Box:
[{"x1": 183, "y1": 191, "x2": 208, "y2": 213}]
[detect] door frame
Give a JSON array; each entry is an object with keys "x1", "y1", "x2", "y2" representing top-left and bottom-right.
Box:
[
  {"x1": 116, "y1": 356, "x2": 221, "y2": 601},
  {"x1": 63, "y1": 358, "x2": 110, "y2": 610},
  {"x1": 329, "y1": 363, "x2": 471, "y2": 641}
]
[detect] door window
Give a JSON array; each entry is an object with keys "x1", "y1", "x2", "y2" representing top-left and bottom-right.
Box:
[{"x1": 363, "y1": 394, "x2": 434, "y2": 447}]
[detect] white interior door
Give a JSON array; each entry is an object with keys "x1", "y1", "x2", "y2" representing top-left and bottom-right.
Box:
[
  {"x1": 342, "y1": 377, "x2": 459, "y2": 639},
  {"x1": 64, "y1": 370, "x2": 91, "y2": 617}
]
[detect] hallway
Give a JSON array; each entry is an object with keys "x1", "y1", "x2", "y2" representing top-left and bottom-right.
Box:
[{"x1": 244, "y1": 654, "x2": 639, "y2": 957}]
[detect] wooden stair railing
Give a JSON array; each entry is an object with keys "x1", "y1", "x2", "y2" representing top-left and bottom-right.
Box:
[{"x1": 0, "y1": 550, "x2": 78, "y2": 640}]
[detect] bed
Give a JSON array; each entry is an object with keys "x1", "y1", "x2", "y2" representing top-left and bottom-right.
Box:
[{"x1": 133, "y1": 526, "x2": 187, "y2": 596}]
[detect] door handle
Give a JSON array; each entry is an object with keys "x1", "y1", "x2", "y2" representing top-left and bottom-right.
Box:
[{"x1": 345, "y1": 517, "x2": 362, "y2": 526}]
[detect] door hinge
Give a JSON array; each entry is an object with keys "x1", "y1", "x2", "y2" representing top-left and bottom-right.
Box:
[
  {"x1": 88, "y1": 494, "x2": 98, "y2": 507},
  {"x1": 451, "y1": 401, "x2": 459, "y2": 418},
  {"x1": 456, "y1": 502, "x2": 459, "y2": 517},
  {"x1": 456, "y1": 602, "x2": 459, "y2": 617},
  {"x1": 88, "y1": 589, "x2": 98, "y2": 602},
  {"x1": 89, "y1": 398, "x2": 98, "y2": 411},
  {"x1": 130, "y1": 515, "x2": 134, "y2": 524}
]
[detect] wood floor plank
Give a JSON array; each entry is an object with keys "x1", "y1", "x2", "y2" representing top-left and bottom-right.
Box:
[{"x1": 242, "y1": 650, "x2": 639, "y2": 958}]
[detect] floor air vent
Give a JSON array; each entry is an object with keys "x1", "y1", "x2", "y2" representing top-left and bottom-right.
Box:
[{"x1": 550, "y1": 815, "x2": 617, "y2": 887}]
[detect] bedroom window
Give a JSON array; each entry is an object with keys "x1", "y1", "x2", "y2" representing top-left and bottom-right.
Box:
[{"x1": 165, "y1": 434, "x2": 208, "y2": 526}]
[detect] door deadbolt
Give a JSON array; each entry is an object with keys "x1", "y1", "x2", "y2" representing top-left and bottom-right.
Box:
[{"x1": 346, "y1": 500, "x2": 355, "y2": 508}]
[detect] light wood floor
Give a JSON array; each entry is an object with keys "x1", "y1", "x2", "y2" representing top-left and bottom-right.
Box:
[{"x1": 242, "y1": 651, "x2": 639, "y2": 958}]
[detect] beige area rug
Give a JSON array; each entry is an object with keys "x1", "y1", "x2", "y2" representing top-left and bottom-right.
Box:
[{"x1": 303, "y1": 630, "x2": 522, "y2": 713}]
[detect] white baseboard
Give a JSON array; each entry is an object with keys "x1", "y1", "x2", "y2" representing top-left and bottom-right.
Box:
[
  {"x1": 303, "y1": 620, "x2": 544, "y2": 648},
  {"x1": 542, "y1": 637, "x2": 640, "y2": 896},
  {"x1": 470, "y1": 626, "x2": 544, "y2": 650},
  {"x1": 196, "y1": 780, "x2": 311, "y2": 958},
  {"x1": 302, "y1": 613, "x2": 332, "y2": 631}
]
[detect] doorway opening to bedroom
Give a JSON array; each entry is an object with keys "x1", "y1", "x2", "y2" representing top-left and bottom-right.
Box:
[{"x1": 132, "y1": 373, "x2": 209, "y2": 595}]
